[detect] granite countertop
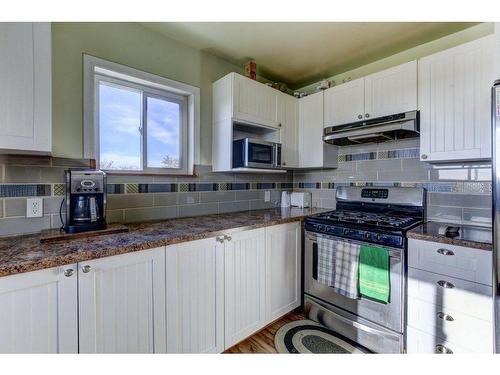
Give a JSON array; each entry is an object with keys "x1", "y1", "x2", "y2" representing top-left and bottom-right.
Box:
[
  {"x1": 0, "y1": 207, "x2": 329, "y2": 278},
  {"x1": 407, "y1": 221, "x2": 492, "y2": 251}
]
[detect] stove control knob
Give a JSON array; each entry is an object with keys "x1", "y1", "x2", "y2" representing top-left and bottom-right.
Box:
[
  {"x1": 343, "y1": 228, "x2": 349, "y2": 235},
  {"x1": 365, "y1": 233, "x2": 371, "y2": 240},
  {"x1": 317, "y1": 225, "x2": 325, "y2": 232},
  {"x1": 376, "y1": 234, "x2": 382, "y2": 241}
]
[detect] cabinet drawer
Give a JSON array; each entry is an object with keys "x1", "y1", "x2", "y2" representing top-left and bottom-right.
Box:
[
  {"x1": 408, "y1": 268, "x2": 492, "y2": 322},
  {"x1": 408, "y1": 238, "x2": 492, "y2": 285},
  {"x1": 408, "y1": 296, "x2": 492, "y2": 353},
  {"x1": 407, "y1": 326, "x2": 479, "y2": 354}
]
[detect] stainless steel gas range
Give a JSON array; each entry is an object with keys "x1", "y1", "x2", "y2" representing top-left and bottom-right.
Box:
[{"x1": 304, "y1": 186, "x2": 425, "y2": 353}]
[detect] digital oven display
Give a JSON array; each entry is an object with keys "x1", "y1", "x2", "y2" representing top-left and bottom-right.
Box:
[{"x1": 361, "y1": 188, "x2": 389, "y2": 199}]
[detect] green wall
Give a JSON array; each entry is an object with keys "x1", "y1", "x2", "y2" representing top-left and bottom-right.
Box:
[
  {"x1": 51, "y1": 22, "x2": 245, "y2": 164},
  {"x1": 299, "y1": 23, "x2": 494, "y2": 93}
]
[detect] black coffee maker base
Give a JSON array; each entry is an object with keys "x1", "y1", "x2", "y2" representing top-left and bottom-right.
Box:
[{"x1": 64, "y1": 222, "x2": 107, "y2": 234}]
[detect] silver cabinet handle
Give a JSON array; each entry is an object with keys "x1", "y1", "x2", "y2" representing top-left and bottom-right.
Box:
[
  {"x1": 64, "y1": 269, "x2": 74, "y2": 277},
  {"x1": 216, "y1": 236, "x2": 225, "y2": 243},
  {"x1": 437, "y1": 312, "x2": 454, "y2": 322},
  {"x1": 435, "y1": 344, "x2": 453, "y2": 354},
  {"x1": 357, "y1": 114, "x2": 363, "y2": 119},
  {"x1": 283, "y1": 162, "x2": 287, "y2": 166},
  {"x1": 365, "y1": 113, "x2": 370, "y2": 118},
  {"x1": 224, "y1": 235, "x2": 232, "y2": 242},
  {"x1": 437, "y1": 248, "x2": 454, "y2": 256},
  {"x1": 437, "y1": 280, "x2": 455, "y2": 289},
  {"x1": 82, "y1": 265, "x2": 92, "y2": 273},
  {"x1": 421, "y1": 154, "x2": 428, "y2": 160}
]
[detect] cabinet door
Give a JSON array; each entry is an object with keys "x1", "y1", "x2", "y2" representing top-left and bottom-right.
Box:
[
  {"x1": 233, "y1": 74, "x2": 279, "y2": 127},
  {"x1": 0, "y1": 23, "x2": 51, "y2": 153},
  {"x1": 324, "y1": 78, "x2": 365, "y2": 127},
  {"x1": 298, "y1": 92, "x2": 324, "y2": 168},
  {"x1": 364, "y1": 60, "x2": 417, "y2": 119},
  {"x1": 419, "y1": 35, "x2": 494, "y2": 162},
  {"x1": 278, "y1": 93, "x2": 299, "y2": 168},
  {"x1": 224, "y1": 228, "x2": 266, "y2": 349},
  {"x1": 166, "y1": 237, "x2": 224, "y2": 353},
  {"x1": 78, "y1": 248, "x2": 166, "y2": 353},
  {"x1": 0, "y1": 265, "x2": 78, "y2": 353},
  {"x1": 265, "y1": 222, "x2": 301, "y2": 322}
]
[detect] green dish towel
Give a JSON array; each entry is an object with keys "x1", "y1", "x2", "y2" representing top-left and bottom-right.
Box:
[{"x1": 358, "y1": 245, "x2": 390, "y2": 303}]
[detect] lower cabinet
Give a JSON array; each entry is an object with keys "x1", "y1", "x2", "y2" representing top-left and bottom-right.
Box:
[
  {"x1": 0, "y1": 222, "x2": 302, "y2": 353},
  {"x1": 224, "y1": 228, "x2": 267, "y2": 348},
  {"x1": 265, "y1": 222, "x2": 301, "y2": 322},
  {"x1": 165, "y1": 237, "x2": 224, "y2": 353},
  {"x1": 78, "y1": 247, "x2": 166, "y2": 353},
  {"x1": 0, "y1": 264, "x2": 78, "y2": 353}
]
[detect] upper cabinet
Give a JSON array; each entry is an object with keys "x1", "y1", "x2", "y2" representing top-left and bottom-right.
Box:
[
  {"x1": 324, "y1": 61, "x2": 417, "y2": 127},
  {"x1": 213, "y1": 72, "x2": 280, "y2": 127},
  {"x1": 0, "y1": 23, "x2": 51, "y2": 154},
  {"x1": 278, "y1": 93, "x2": 299, "y2": 168},
  {"x1": 364, "y1": 61, "x2": 417, "y2": 119},
  {"x1": 324, "y1": 77, "x2": 365, "y2": 126},
  {"x1": 298, "y1": 92, "x2": 338, "y2": 169},
  {"x1": 418, "y1": 35, "x2": 494, "y2": 162}
]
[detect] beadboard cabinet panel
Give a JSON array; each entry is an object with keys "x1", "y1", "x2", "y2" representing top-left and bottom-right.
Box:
[
  {"x1": 0, "y1": 22, "x2": 51, "y2": 153},
  {"x1": 419, "y1": 35, "x2": 494, "y2": 162},
  {"x1": 278, "y1": 93, "x2": 299, "y2": 168},
  {"x1": 364, "y1": 60, "x2": 417, "y2": 119},
  {"x1": 265, "y1": 222, "x2": 301, "y2": 322},
  {"x1": 324, "y1": 78, "x2": 365, "y2": 127},
  {"x1": 165, "y1": 237, "x2": 224, "y2": 353},
  {"x1": 78, "y1": 248, "x2": 166, "y2": 353},
  {"x1": 224, "y1": 228, "x2": 267, "y2": 349},
  {"x1": 0, "y1": 265, "x2": 78, "y2": 353}
]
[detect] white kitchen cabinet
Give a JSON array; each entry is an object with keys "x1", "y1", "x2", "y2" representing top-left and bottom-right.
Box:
[
  {"x1": 364, "y1": 61, "x2": 417, "y2": 119},
  {"x1": 323, "y1": 61, "x2": 417, "y2": 128},
  {"x1": 224, "y1": 228, "x2": 267, "y2": 348},
  {"x1": 418, "y1": 35, "x2": 494, "y2": 162},
  {"x1": 78, "y1": 248, "x2": 166, "y2": 353},
  {"x1": 298, "y1": 92, "x2": 338, "y2": 168},
  {"x1": 278, "y1": 93, "x2": 299, "y2": 168},
  {"x1": 324, "y1": 78, "x2": 365, "y2": 127},
  {"x1": 165, "y1": 237, "x2": 224, "y2": 353},
  {"x1": 0, "y1": 265, "x2": 78, "y2": 353},
  {"x1": 265, "y1": 222, "x2": 301, "y2": 322},
  {"x1": 0, "y1": 23, "x2": 51, "y2": 153},
  {"x1": 213, "y1": 72, "x2": 279, "y2": 128}
]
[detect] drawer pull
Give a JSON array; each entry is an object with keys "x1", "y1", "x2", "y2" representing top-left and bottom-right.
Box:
[
  {"x1": 437, "y1": 248, "x2": 455, "y2": 256},
  {"x1": 437, "y1": 280, "x2": 455, "y2": 289},
  {"x1": 435, "y1": 344, "x2": 453, "y2": 354},
  {"x1": 437, "y1": 312, "x2": 454, "y2": 322}
]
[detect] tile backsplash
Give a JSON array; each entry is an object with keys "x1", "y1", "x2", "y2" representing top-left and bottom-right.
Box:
[
  {"x1": 0, "y1": 139, "x2": 493, "y2": 236},
  {"x1": 294, "y1": 139, "x2": 492, "y2": 227},
  {"x1": 0, "y1": 155, "x2": 292, "y2": 236}
]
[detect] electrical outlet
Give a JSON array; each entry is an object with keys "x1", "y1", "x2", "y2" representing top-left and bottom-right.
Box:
[
  {"x1": 26, "y1": 198, "x2": 43, "y2": 218},
  {"x1": 264, "y1": 191, "x2": 271, "y2": 202}
]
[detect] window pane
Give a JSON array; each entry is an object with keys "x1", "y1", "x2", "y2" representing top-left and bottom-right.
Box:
[
  {"x1": 146, "y1": 96, "x2": 181, "y2": 168},
  {"x1": 99, "y1": 82, "x2": 142, "y2": 170}
]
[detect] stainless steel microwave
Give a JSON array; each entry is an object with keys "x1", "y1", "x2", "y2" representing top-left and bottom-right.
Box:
[{"x1": 232, "y1": 138, "x2": 282, "y2": 169}]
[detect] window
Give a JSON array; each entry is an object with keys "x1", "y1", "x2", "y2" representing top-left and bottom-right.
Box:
[{"x1": 84, "y1": 55, "x2": 199, "y2": 175}]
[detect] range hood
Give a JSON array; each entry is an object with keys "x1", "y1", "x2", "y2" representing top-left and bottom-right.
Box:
[{"x1": 323, "y1": 110, "x2": 419, "y2": 146}]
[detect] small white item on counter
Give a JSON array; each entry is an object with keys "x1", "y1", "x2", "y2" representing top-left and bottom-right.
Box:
[{"x1": 290, "y1": 192, "x2": 311, "y2": 208}]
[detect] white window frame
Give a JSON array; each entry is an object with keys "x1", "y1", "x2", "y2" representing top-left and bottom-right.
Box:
[{"x1": 83, "y1": 54, "x2": 200, "y2": 175}]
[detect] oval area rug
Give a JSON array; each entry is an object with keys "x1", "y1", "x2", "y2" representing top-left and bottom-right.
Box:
[{"x1": 274, "y1": 320, "x2": 371, "y2": 354}]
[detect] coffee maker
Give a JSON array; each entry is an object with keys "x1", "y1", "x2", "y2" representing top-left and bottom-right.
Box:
[{"x1": 64, "y1": 170, "x2": 107, "y2": 233}]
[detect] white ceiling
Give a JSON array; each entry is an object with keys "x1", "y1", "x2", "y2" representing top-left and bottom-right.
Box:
[{"x1": 142, "y1": 22, "x2": 478, "y2": 89}]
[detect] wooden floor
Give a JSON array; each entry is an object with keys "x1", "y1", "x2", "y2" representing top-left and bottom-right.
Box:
[{"x1": 224, "y1": 310, "x2": 306, "y2": 354}]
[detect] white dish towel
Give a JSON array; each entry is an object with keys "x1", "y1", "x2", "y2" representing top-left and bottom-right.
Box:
[{"x1": 317, "y1": 237, "x2": 360, "y2": 299}]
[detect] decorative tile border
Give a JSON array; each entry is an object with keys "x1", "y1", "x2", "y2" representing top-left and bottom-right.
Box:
[
  {"x1": 338, "y1": 147, "x2": 420, "y2": 163},
  {"x1": 0, "y1": 184, "x2": 52, "y2": 198}
]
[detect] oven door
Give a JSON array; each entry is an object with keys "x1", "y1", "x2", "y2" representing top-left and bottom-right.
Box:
[
  {"x1": 304, "y1": 231, "x2": 405, "y2": 333},
  {"x1": 245, "y1": 139, "x2": 277, "y2": 168}
]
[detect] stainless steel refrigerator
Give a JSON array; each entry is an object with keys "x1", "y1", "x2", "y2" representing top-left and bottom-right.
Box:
[{"x1": 493, "y1": 79, "x2": 500, "y2": 352}]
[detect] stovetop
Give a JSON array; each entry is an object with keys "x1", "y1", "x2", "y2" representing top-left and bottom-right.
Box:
[{"x1": 311, "y1": 209, "x2": 422, "y2": 231}]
